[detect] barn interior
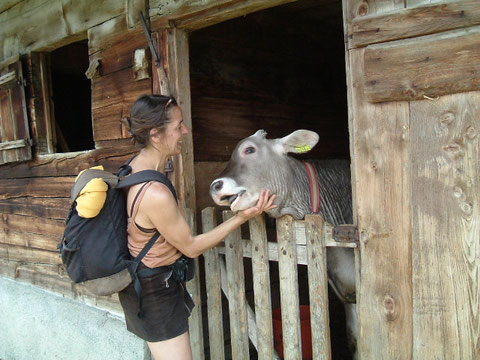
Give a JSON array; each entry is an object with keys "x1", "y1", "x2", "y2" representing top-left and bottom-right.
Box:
[
  {"x1": 50, "y1": 40, "x2": 94, "y2": 152},
  {"x1": 189, "y1": 0, "x2": 351, "y2": 358}
]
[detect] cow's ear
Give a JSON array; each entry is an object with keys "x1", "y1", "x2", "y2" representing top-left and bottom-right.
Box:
[{"x1": 278, "y1": 130, "x2": 319, "y2": 154}]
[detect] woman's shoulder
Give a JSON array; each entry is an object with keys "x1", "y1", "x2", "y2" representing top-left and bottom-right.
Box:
[{"x1": 143, "y1": 181, "x2": 177, "y2": 205}]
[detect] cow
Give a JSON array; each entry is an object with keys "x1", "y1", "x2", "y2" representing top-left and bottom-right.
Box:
[{"x1": 209, "y1": 129, "x2": 357, "y2": 358}]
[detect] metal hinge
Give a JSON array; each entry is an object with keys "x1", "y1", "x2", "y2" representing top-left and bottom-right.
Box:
[{"x1": 333, "y1": 224, "x2": 359, "y2": 244}]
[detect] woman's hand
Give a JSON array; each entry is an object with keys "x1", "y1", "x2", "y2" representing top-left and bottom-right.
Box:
[{"x1": 237, "y1": 189, "x2": 277, "y2": 221}]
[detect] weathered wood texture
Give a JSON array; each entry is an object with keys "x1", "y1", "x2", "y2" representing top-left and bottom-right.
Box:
[
  {"x1": 88, "y1": 16, "x2": 153, "y2": 144},
  {"x1": 0, "y1": 0, "x2": 126, "y2": 58},
  {"x1": 184, "y1": 208, "x2": 205, "y2": 360},
  {"x1": 249, "y1": 215, "x2": 275, "y2": 360},
  {"x1": 0, "y1": 60, "x2": 32, "y2": 164},
  {"x1": 305, "y1": 215, "x2": 332, "y2": 360},
  {"x1": 364, "y1": 26, "x2": 480, "y2": 103},
  {"x1": 223, "y1": 210, "x2": 249, "y2": 359},
  {"x1": 201, "y1": 207, "x2": 225, "y2": 360},
  {"x1": 189, "y1": 2, "x2": 349, "y2": 162},
  {"x1": 349, "y1": 0, "x2": 480, "y2": 48},
  {"x1": 410, "y1": 93, "x2": 480, "y2": 359},
  {"x1": 167, "y1": 28, "x2": 196, "y2": 212},
  {"x1": 350, "y1": 47, "x2": 413, "y2": 359},
  {"x1": 277, "y1": 215, "x2": 302, "y2": 360},
  {"x1": 150, "y1": 0, "x2": 298, "y2": 30}
]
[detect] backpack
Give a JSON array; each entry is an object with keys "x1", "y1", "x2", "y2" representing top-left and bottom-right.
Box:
[{"x1": 59, "y1": 158, "x2": 177, "y2": 297}]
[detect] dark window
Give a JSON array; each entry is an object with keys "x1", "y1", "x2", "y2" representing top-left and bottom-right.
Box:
[{"x1": 50, "y1": 40, "x2": 93, "y2": 152}]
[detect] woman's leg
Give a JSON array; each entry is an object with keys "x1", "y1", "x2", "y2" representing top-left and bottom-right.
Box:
[{"x1": 147, "y1": 331, "x2": 193, "y2": 360}]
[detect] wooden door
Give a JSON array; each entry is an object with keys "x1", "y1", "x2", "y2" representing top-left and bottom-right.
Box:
[{"x1": 344, "y1": 0, "x2": 480, "y2": 358}]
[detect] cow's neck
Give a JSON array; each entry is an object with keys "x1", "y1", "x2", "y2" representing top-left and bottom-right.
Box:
[{"x1": 270, "y1": 158, "x2": 313, "y2": 220}]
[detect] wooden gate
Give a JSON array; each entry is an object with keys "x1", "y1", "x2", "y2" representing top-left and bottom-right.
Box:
[{"x1": 185, "y1": 208, "x2": 358, "y2": 360}]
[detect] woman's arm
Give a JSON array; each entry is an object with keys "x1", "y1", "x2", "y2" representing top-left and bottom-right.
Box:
[{"x1": 142, "y1": 183, "x2": 276, "y2": 258}]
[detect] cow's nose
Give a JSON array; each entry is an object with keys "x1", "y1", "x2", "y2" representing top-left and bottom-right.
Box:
[{"x1": 211, "y1": 180, "x2": 223, "y2": 193}]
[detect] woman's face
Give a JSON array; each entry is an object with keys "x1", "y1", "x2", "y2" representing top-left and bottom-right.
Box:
[{"x1": 160, "y1": 105, "x2": 189, "y2": 155}]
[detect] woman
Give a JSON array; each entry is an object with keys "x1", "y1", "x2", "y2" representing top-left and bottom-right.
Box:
[{"x1": 119, "y1": 94, "x2": 276, "y2": 360}]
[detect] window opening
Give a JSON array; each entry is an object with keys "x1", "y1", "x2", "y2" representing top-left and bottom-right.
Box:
[{"x1": 50, "y1": 40, "x2": 93, "y2": 152}]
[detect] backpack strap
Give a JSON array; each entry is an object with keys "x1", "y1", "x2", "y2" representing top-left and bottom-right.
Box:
[{"x1": 116, "y1": 170, "x2": 177, "y2": 203}]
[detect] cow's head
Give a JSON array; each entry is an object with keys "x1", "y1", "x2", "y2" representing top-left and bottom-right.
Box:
[{"x1": 209, "y1": 129, "x2": 319, "y2": 214}]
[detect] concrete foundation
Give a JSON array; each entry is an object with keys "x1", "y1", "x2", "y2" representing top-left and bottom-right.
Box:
[{"x1": 0, "y1": 277, "x2": 151, "y2": 360}]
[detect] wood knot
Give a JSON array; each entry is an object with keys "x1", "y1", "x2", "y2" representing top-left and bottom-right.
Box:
[
  {"x1": 439, "y1": 112, "x2": 455, "y2": 126},
  {"x1": 460, "y1": 202, "x2": 473, "y2": 216},
  {"x1": 357, "y1": 1, "x2": 369, "y2": 16},
  {"x1": 404, "y1": 88, "x2": 417, "y2": 98},
  {"x1": 466, "y1": 126, "x2": 477, "y2": 140},
  {"x1": 383, "y1": 294, "x2": 398, "y2": 321}
]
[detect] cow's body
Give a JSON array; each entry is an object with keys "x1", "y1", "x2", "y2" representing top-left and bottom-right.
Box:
[{"x1": 210, "y1": 130, "x2": 358, "y2": 357}]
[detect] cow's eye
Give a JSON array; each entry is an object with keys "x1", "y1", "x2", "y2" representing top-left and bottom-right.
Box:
[{"x1": 244, "y1": 146, "x2": 256, "y2": 155}]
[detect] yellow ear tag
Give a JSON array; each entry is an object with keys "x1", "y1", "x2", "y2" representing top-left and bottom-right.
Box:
[{"x1": 295, "y1": 145, "x2": 311, "y2": 153}]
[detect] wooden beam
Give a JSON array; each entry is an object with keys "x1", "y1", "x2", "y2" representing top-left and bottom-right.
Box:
[
  {"x1": 350, "y1": 47, "x2": 413, "y2": 359},
  {"x1": 150, "y1": 0, "x2": 296, "y2": 31},
  {"x1": 410, "y1": 93, "x2": 480, "y2": 359},
  {"x1": 349, "y1": 0, "x2": 480, "y2": 49},
  {"x1": 167, "y1": 27, "x2": 196, "y2": 211},
  {"x1": 364, "y1": 26, "x2": 480, "y2": 103}
]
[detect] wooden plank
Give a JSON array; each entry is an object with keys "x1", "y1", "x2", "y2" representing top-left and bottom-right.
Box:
[
  {"x1": 90, "y1": 30, "x2": 148, "y2": 76},
  {"x1": 249, "y1": 214, "x2": 276, "y2": 360},
  {"x1": 344, "y1": 0, "x2": 405, "y2": 24},
  {"x1": 305, "y1": 215, "x2": 331, "y2": 360},
  {"x1": 350, "y1": 48, "x2": 412, "y2": 359},
  {"x1": 0, "y1": 147, "x2": 136, "y2": 179},
  {"x1": 0, "y1": 213, "x2": 65, "y2": 238},
  {"x1": 364, "y1": 26, "x2": 480, "y2": 103},
  {"x1": 0, "y1": 243, "x2": 61, "y2": 265},
  {"x1": 167, "y1": 28, "x2": 196, "y2": 212},
  {"x1": 0, "y1": 197, "x2": 70, "y2": 219},
  {"x1": 92, "y1": 103, "x2": 126, "y2": 142},
  {"x1": 407, "y1": 0, "x2": 445, "y2": 7},
  {"x1": 0, "y1": 259, "x2": 122, "y2": 314},
  {"x1": 223, "y1": 210, "x2": 249, "y2": 359},
  {"x1": 0, "y1": 0, "x2": 125, "y2": 56},
  {"x1": 276, "y1": 215, "x2": 302, "y2": 360},
  {"x1": 150, "y1": 0, "x2": 296, "y2": 30},
  {"x1": 185, "y1": 208, "x2": 204, "y2": 360},
  {"x1": 201, "y1": 207, "x2": 225, "y2": 360},
  {"x1": 91, "y1": 68, "x2": 151, "y2": 110},
  {"x1": 0, "y1": 231, "x2": 60, "y2": 252},
  {"x1": 349, "y1": 0, "x2": 480, "y2": 48},
  {"x1": 410, "y1": 93, "x2": 480, "y2": 359},
  {"x1": 0, "y1": 176, "x2": 73, "y2": 199},
  {"x1": 217, "y1": 240, "x2": 308, "y2": 265}
]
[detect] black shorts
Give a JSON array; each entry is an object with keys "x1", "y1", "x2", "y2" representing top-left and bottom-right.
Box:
[{"x1": 118, "y1": 265, "x2": 192, "y2": 342}]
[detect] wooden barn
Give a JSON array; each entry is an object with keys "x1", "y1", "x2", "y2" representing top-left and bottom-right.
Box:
[{"x1": 1, "y1": 0, "x2": 479, "y2": 359}]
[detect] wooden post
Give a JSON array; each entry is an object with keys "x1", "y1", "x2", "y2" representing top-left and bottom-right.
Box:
[
  {"x1": 223, "y1": 210, "x2": 250, "y2": 359},
  {"x1": 249, "y1": 214, "x2": 277, "y2": 360},
  {"x1": 185, "y1": 208, "x2": 204, "y2": 360},
  {"x1": 277, "y1": 215, "x2": 302, "y2": 360},
  {"x1": 201, "y1": 207, "x2": 225, "y2": 360},
  {"x1": 305, "y1": 215, "x2": 332, "y2": 360}
]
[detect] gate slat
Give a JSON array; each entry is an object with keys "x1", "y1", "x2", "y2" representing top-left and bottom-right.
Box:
[
  {"x1": 185, "y1": 208, "x2": 205, "y2": 360},
  {"x1": 305, "y1": 215, "x2": 332, "y2": 360},
  {"x1": 223, "y1": 210, "x2": 250, "y2": 359},
  {"x1": 249, "y1": 215, "x2": 277, "y2": 360},
  {"x1": 277, "y1": 215, "x2": 302, "y2": 360},
  {"x1": 201, "y1": 207, "x2": 225, "y2": 360}
]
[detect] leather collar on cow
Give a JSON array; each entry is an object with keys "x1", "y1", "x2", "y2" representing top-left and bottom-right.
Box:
[{"x1": 303, "y1": 162, "x2": 321, "y2": 214}]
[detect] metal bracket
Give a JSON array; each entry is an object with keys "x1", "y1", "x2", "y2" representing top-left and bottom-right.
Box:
[{"x1": 333, "y1": 224, "x2": 359, "y2": 244}]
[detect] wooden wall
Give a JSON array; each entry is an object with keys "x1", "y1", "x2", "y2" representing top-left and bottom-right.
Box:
[{"x1": 345, "y1": 0, "x2": 480, "y2": 358}]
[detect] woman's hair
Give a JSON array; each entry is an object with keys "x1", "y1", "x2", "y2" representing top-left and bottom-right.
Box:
[{"x1": 124, "y1": 94, "x2": 178, "y2": 149}]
